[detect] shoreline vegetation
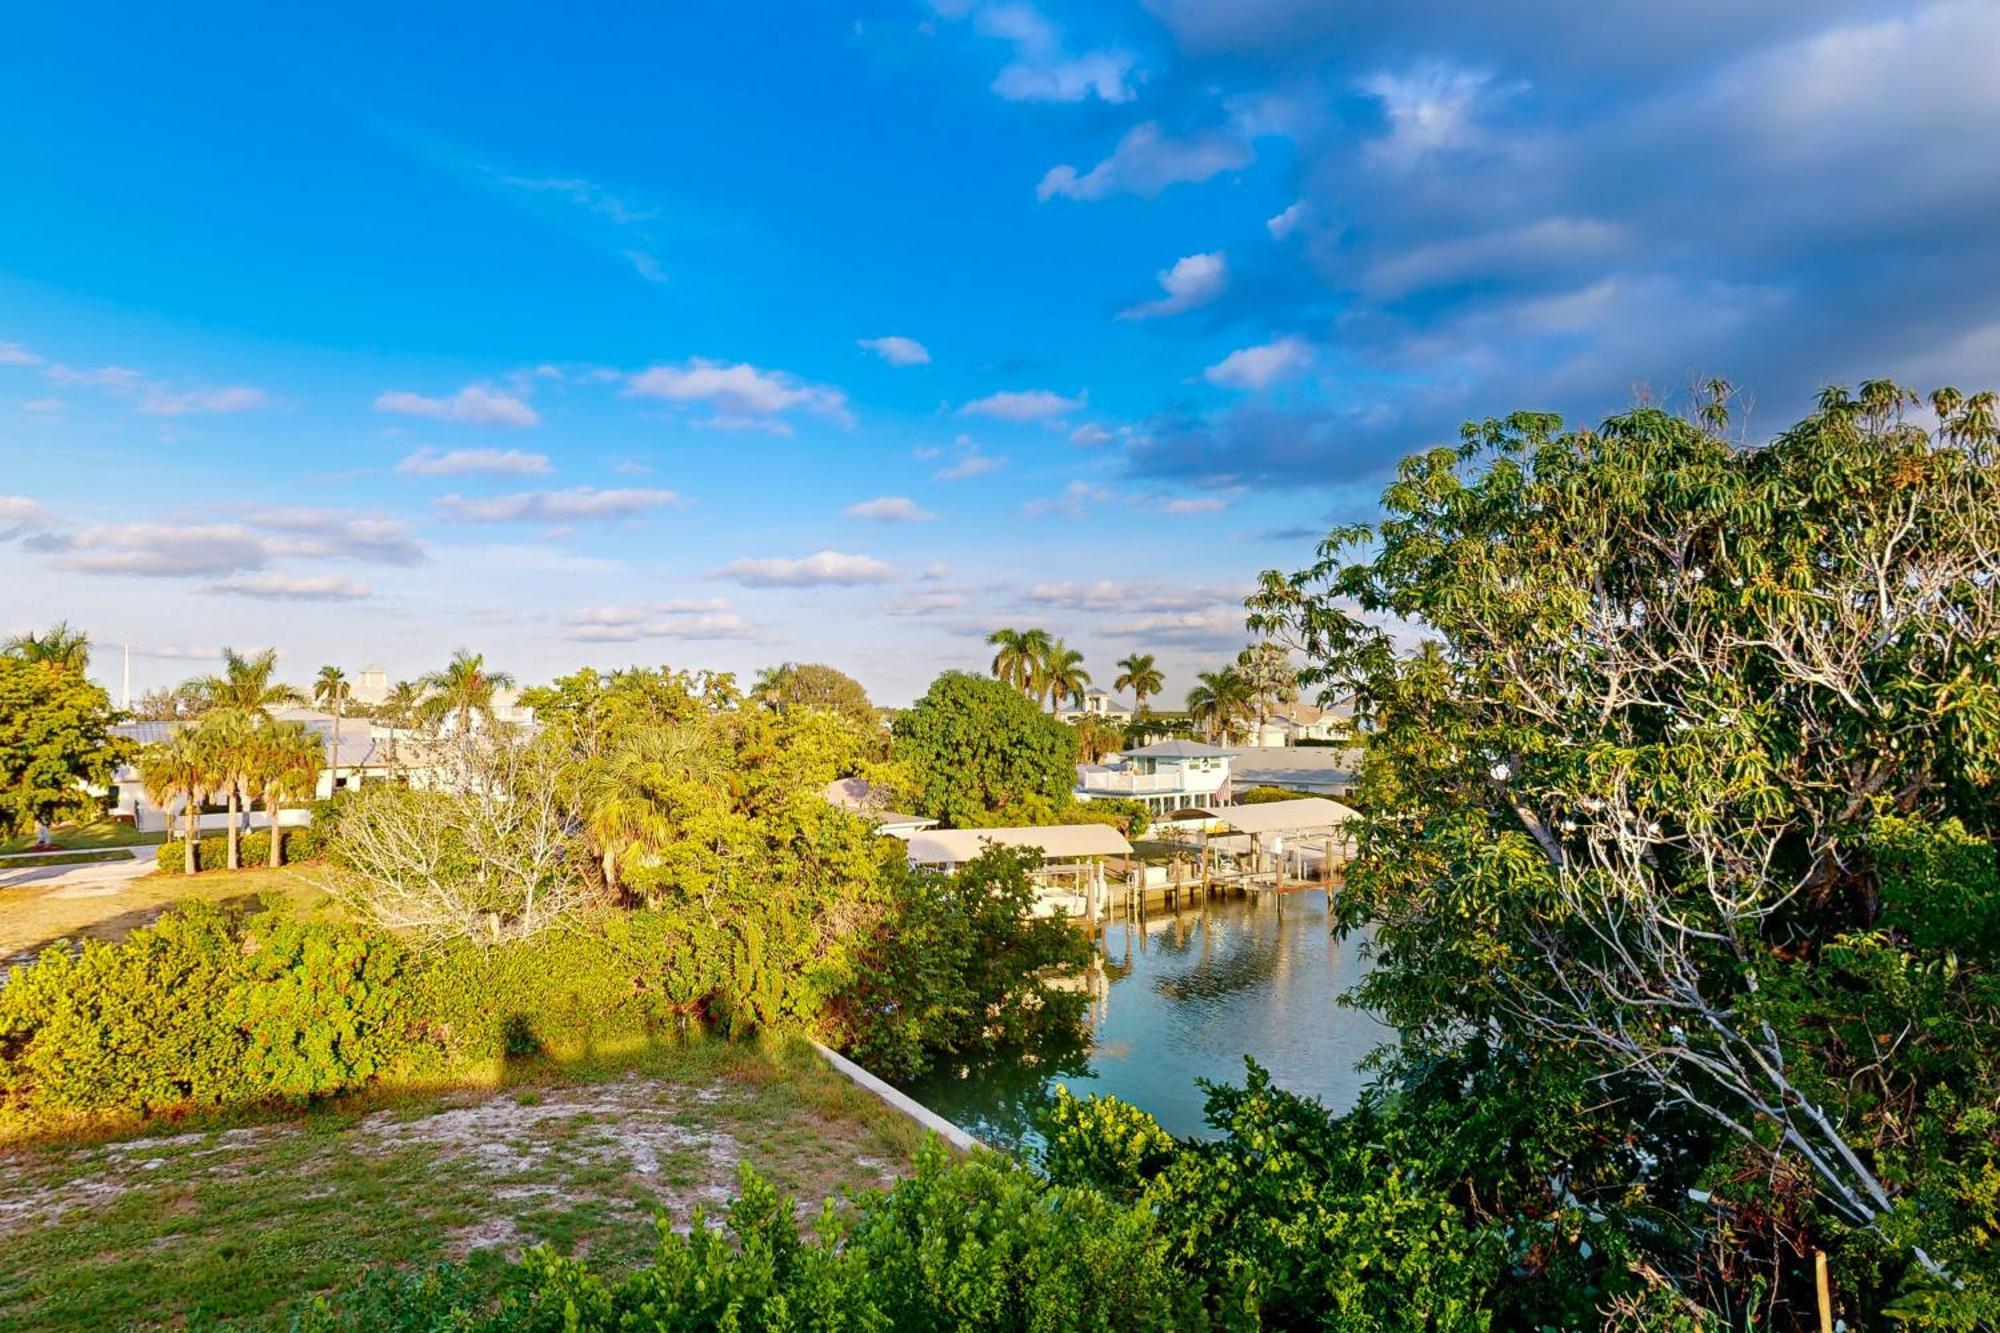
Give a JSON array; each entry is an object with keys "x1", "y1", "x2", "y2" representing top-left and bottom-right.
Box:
[{"x1": 1, "y1": 382, "x2": 1997, "y2": 1326}]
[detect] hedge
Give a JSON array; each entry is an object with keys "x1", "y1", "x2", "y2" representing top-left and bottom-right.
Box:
[{"x1": 154, "y1": 823, "x2": 328, "y2": 873}]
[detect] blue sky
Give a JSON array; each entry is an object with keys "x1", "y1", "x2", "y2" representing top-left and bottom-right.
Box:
[{"x1": 4, "y1": 1, "x2": 1997, "y2": 704}]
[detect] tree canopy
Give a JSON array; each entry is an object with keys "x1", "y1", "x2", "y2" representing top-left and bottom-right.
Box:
[
  {"x1": 1250, "y1": 381, "x2": 2000, "y2": 1320},
  {"x1": 893, "y1": 672, "x2": 1079, "y2": 828},
  {"x1": 0, "y1": 658, "x2": 127, "y2": 840}
]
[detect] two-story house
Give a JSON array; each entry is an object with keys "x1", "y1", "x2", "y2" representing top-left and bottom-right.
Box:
[{"x1": 1074, "y1": 739, "x2": 1233, "y2": 816}]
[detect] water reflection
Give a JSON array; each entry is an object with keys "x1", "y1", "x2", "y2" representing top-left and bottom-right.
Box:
[{"x1": 901, "y1": 888, "x2": 1387, "y2": 1150}]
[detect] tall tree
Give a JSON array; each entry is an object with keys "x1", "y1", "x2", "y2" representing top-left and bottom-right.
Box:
[
  {"x1": 0, "y1": 658, "x2": 126, "y2": 843},
  {"x1": 893, "y1": 672, "x2": 1079, "y2": 828},
  {"x1": 251, "y1": 719, "x2": 322, "y2": 867},
  {"x1": 1249, "y1": 381, "x2": 2000, "y2": 1302},
  {"x1": 1040, "y1": 639, "x2": 1090, "y2": 712},
  {"x1": 3, "y1": 621, "x2": 90, "y2": 674},
  {"x1": 986, "y1": 627, "x2": 1052, "y2": 696},
  {"x1": 313, "y1": 665, "x2": 351, "y2": 791},
  {"x1": 137, "y1": 726, "x2": 215, "y2": 874},
  {"x1": 750, "y1": 662, "x2": 878, "y2": 728},
  {"x1": 191, "y1": 647, "x2": 305, "y2": 715},
  {"x1": 1185, "y1": 667, "x2": 1252, "y2": 744},
  {"x1": 1112, "y1": 653, "x2": 1164, "y2": 714},
  {"x1": 198, "y1": 709, "x2": 258, "y2": 870},
  {"x1": 420, "y1": 650, "x2": 515, "y2": 734}
]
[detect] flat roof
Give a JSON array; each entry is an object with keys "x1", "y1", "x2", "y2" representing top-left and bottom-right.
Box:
[
  {"x1": 1119, "y1": 739, "x2": 1233, "y2": 759},
  {"x1": 902, "y1": 823, "x2": 1134, "y2": 864},
  {"x1": 1168, "y1": 797, "x2": 1359, "y2": 836}
]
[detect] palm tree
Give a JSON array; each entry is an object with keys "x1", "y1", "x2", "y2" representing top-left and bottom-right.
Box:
[
  {"x1": 421, "y1": 650, "x2": 516, "y2": 734},
  {"x1": 252, "y1": 720, "x2": 324, "y2": 867},
  {"x1": 379, "y1": 680, "x2": 422, "y2": 763},
  {"x1": 1113, "y1": 653, "x2": 1163, "y2": 714},
  {"x1": 1073, "y1": 714, "x2": 1122, "y2": 764},
  {"x1": 138, "y1": 728, "x2": 215, "y2": 874},
  {"x1": 986, "y1": 627, "x2": 1052, "y2": 696},
  {"x1": 192, "y1": 647, "x2": 305, "y2": 715},
  {"x1": 198, "y1": 709, "x2": 259, "y2": 870},
  {"x1": 3, "y1": 621, "x2": 90, "y2": 673},
  {"x1": 1235, "y1": 642, "x2": 1299, "y2": 732},
  {"x1": 314, "y1": 665, "x2": 350, "y2": 792},
  {"x1": 1186, "y1": 667, "x2": 1253, "y2": 745},
  {"x1": 1040, "y1": 639, "x2": 1090, "y2": 712}
]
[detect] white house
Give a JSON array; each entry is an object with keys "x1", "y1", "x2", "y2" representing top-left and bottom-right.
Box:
[
  {"x1": 1057, "y1": 688, "x2": 1134, "y2": 724},
  {"x1": 1244, "y1": 696, "x2": 1357, "y2": 748},
  {"x1": 1075, "y1": 738, "x2": 1234, "y2": 816}
]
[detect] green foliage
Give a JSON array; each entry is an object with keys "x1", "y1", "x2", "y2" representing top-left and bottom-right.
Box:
[
  {"x1": 154, "y1": 827, "x2": 320, "y2": 873},
  {"x1": 302, "y1": 1144, "x2": 1198, "y2": 1332},
  {"x1": 1233, "y1": 786, "x2": 1318, "y2": 804},
  {"x1": 0, "y1": 656, "x2": 127, "y2": 838},
  {"x1": 893, "y1": 672, "x2": 1079, "y2": 828},
  {"x1": 1064, "y1": 795, "x2": 1151, "y2": 837},
  {"x1": 838, "y1": 848, "x2": 1092, "y2": 1082}
]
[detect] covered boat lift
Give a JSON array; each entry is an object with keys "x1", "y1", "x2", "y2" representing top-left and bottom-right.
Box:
[
  {"x1": 1152, "y1": 797, "x2": 1361, "y2": 904},
  {"x1": 898, "y1": 824, "x2": 1134, "y2": 922}
]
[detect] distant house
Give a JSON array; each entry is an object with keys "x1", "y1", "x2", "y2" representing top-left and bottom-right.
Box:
[
  {"x1": 1057, "y1": 688, "x2": 1133, "y2": 724},
  {"x1": 820, "y1": 776, "x2": 938, "y2": 837},
  {"x1": 1245, "y1": 695, "x2": 1357, "y2": 748},
  {"x1": 1075, "y1": 738, "x2": 1234, "y2": 816},
  {"x1": 1229, "y1": 745, "x2": 1361, "y2": 797},
  {"x1": 108, "y1": 708, "x2": 409, "y2": 835},
  {"x1": 350, "y1": 663, "x2": 391, "y2": 708}
]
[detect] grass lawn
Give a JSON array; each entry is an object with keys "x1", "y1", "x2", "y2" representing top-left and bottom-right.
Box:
[
  {"x1": 1, "y1": 863, "x2": 334, "y2": 966},
  {"x1": 0, "y1": 850, "x2": 135, "y2": 869},
  {"x1": 0, "y1": 1037, "x2": 927, "y2": 1330},
  {"x1": 0, "y1": 820, "x2": 166, "y2": 855}
]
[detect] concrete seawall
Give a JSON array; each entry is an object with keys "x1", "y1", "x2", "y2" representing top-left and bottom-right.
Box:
[{"x1": 809, "y1": 1041, "x2": 983, "y2": 1153}]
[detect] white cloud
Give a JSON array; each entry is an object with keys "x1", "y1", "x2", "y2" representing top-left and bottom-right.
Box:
[
  {"x1": 625, "y1": 249, "x2": 667, "y2": 283},
  {"x1": 717, "y1": 550, "x2": 902, "y2": 588},
  {"x1": 844, "y1": 496, "x2": 938, "y2": 522},
  {"x1": 496, "y1": 175, "x2": 656, "y2": 225},
  {"x1": 1359, "y1": 65, "x2": 1506, "y2": 173},
  {"x1": 959, "y1": 388, "x2": 1085, "y2": 420},
  {"x1": 933, "y1": 437, "x2": 1007, "y2": 480},
  {"x1": 61, "y1": 523, "x2": 278, "y2": 578},
  {"x1": 1204, "y1": 337, "x2": 1314, "y2": 390},
  {"x1": 0, "y1": 342, "x2": 43, "y2": 366},
  {"x1": 858, "y1": 335, "x2": 932, "y2": 366},
  {"x1": 943, "y1": 3, "x2": 1137, "y2": 104},
  {"x1": 1160, "y1": 496, "x2": 1228, "y2": 515},
  {"x1": 1037, "y1": 122, "x2": 1253, "y2": 202},
  {"x1": 1119, "y1": 251, "x2": 1228, "y2": 320},
  {"x1": 1266, "y1": 200, "x2": 1306, "y2": 239},
  {"x1": 882, "y1": 588, "x2": 971, "y2": 617},
  {"x1": 1025, "y1": 580, "x2": 1232, "y2": 613},
  {"x1": 0, "y1": 495, "x2": 55, "y2": 537},
  {"x1": 209, "y1": 573, "x2": 372, "y2": 602},
  {"x1": 1022, "y1": 480, "x2": 1112, "y2": 519},
  {"x1": 562, "y1": 600, "x2": 751, "y2": 642},
  {"x1": 396, "y1": 447, "x2": 553, "y2": 477},
  {"x1": 1069, "y1": 422, "x2": 1115, "y2": 446},
  {"x1": 1105, "y1": 606, "x2": 1247, "y2": 648},
  {"x1": 436, "y1": 486, "x2": 682, "y2": 523},
  {"x1": 627, "y1": 358, "x2": 852, "y2": 427},
  {"x1": 136, "y1": 385, "x2": 267, "y2": 416},
  {"x1": 21, "y1": 397, "x2": 64, "y2": 414},
  {"x1": 375, "y1": 384, "x2": 540, "y2": 428}
]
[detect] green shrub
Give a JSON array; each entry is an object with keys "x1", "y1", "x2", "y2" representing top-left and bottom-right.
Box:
[{"x1": 154, "y1": 826, "x2": 325, "y2": 873}]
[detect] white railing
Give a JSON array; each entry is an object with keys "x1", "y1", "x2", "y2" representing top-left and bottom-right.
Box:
[{"x1": 1078, "y1": 769, "x2": 1181, "y2": 795}]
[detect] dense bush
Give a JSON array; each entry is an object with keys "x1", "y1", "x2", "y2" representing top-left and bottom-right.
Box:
[
  {"x1": 297, "y1": 1143, "x2": 1198, "y2": 1332},
  {"x1": 153, "y1": 826, "x2": 320, "y2": 873}
]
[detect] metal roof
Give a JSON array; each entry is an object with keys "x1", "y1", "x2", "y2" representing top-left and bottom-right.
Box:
[
  {"x1": 902, "y1": 824, "x2": 1133, "y2": 864},
  {"x1": 1168, "y1": 797, "x2": 1359, "y2": 836},
  {"x1": 1118, "y1": 739, "x2": 1234, "y2": 759}
]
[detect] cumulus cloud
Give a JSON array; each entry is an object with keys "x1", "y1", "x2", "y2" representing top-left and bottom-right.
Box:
[
  {"x1": 4, "y1": 341, "x2": 269, "y2": 418},
  {"x1": 625, "y1": 249, "x2": 667, "y2": 283},
  {"x1": 936, "y1": 2, "x2": 1138, "y2": 104},
  {"x1": 1160, "y1": 496, "x2": 1228, "y2": 515},
  {"x1": 60, "y1": 523, "x2": 279, "y2": 578},
  {"x1": 716, "y1": 551, "x2": 902, "y2": 588},
  {"x1": 1070, "y1": 422, "x2": 1117, "y2": 446},
  {"x1": 1104, "y1": 606, "x2": 1249, "y2": 649},
  {"x1": 436, "y1": 487, "x2": 682, "y2": 523},
  {"x1": 1205, "y1": 337, "x2": 1314, "y2": 390},
  {"x1": 1358, "y1": 65, "x2": 1510, "y2": 172},
  {"x1": 1037, "y1": 122, "x2": 1253, "y2": 202},
  {"x1": 208, "y1": 573, "x2": 372, "y2": 602},
  {"x1": 375, "y1": 384, "x2": 540, "y2": 428},
  {"x1": 1025, "y1": 580, "x2": 1234, "y2": 614},
  {"x1": 241, "y1": 509, "x2": 427, "y2": 565},
  {"x1": 0, "y1": 342, "x2": 42, "y2": 366},
  {"x1": 627, "y1": 358, "x2": 852, "y2": 427},
  {"x1": 1266, "y1": 201, "x2": 1306, "y2": 239},
  {"x1": 396, "y1": 447, "x2": 553, "y2": 477},
  {"x1": 562, "y1": 599, "x2": 752, "y2": 642},
  {"x1": 844, "y1": 496, "x2": 938, "y2": 522},
  {"x1": 0, "y1": 495, "x2": 55, "y2": 540},
  {"x1": 959, "y1": 388, "x2": 1085, "y2": 420},
  {"x1": 858, "y1": 335, "x2": 931, "y2": 366},
  {"x1": 136, "y1": 385, "x2": 267, "y2": 416},
  {"x1": 931, "y1": 437, "x2": 1007, "y2": 480},
  {"x1": 1022, "y1": 481, "x2": 1113, "y2": 519},
  {"x1": 1119, "y1": 252, "x2": 1228, "y2": 320}
]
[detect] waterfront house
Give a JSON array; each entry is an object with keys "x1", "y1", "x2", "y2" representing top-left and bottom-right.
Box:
[
  {"x1": 1057, "y1": 687, "x2": 1134, "y2": 725},
  {"x1": 1075, "y1": 738, "x2": 1234, "y2": 816},
  {"x1": 1244, "y1": 695, "x2": 1357, "y2": 748}
]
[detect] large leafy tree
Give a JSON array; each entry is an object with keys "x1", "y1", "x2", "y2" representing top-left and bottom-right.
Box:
[
  {"x1": 1251, "y1": 382, "x2": 2000, "y2": 1317},
  {"x1": 3, "y1": 621, "x2": 90, "y2": 674},
  {"x1": 893, "y1": 672, "x2": 1080, "y2": 828},
  {"x1": 0, "y1": 658, "x2": 127, "y2": 842},
  {"x1": 1113, "y1": 652, "x2": 1163, "y2": 713},
  {"x1": 750, "y1": 661, "x2": 879, "y2": 729}
]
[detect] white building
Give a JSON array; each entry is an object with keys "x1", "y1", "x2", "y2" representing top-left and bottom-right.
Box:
[
  {"x1": 1244, "y1": 696, "x2": 1357, "y2": 748},
  {"x1": 1075, "y1": 739, "x2": 1234, "y2": 816},
  {"x1": 1057, "y1": 688, "x2": 1134, "y2": 724},
  {"x1": 351, "y1": 664, "x2": 391, "y2": 708}
]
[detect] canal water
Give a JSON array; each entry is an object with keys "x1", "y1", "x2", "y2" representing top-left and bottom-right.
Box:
[{"x1": 901, "y1": 888, "x2": 1388, "y2": 1150}]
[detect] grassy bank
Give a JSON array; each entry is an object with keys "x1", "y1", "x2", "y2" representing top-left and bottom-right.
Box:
[
  {"x1": 0, "y1": 1036, "x2": 927, "y2": 1330},
  {"x1": 0, "y1": 820, "x2": 166, "y2": 855}
]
